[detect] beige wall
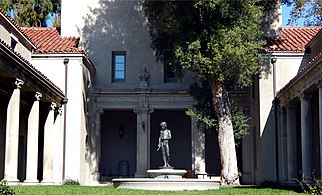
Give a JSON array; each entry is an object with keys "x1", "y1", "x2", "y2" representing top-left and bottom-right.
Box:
[
  {"x1": 31, "y1": 55, "x2": 94, "y2": 183},
  {"x1": 257, "y1": 52, "x2": 309, "y2": 182},
  {"x1": 0, "y1": 15, "x2": 32, "y2": 61},
  {"x1": 62, "y1": 0, "x2": 194, "y2": 88}
]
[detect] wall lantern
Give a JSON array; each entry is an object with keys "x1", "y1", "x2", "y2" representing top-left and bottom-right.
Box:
[
  {"x1": 141, "y1": 121, "x2": 145, "y2": 130},
  {"x1": 119, "y1": 124, "x2": 125, "y2": 139}
]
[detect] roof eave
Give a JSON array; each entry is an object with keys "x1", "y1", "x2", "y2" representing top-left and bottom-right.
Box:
[
  {"x1": 0, "y1": 42, "x2": 65, "y2": 100},
  {"x1": 0, "y1": 12, "x2": 37, "y2": 50}
]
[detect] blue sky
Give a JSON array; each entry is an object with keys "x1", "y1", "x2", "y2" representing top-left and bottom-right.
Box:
[{"x1": 282, "y1": 4, "x2": 305, "y2": 26}]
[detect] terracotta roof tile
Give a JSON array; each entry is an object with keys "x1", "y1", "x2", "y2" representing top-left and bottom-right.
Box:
[
  {"x1": 21, "y1": 27, "x2": 83, "y2": 53},
  {"x1": 266, "y1": 26, "x2": 322, "y2": 52},
  {"x1": 0, "y1": 9, "x2": 36, "y2": 48},
  {"x1": 0, "y1": 38, "x2": 63, "y2": 94}
]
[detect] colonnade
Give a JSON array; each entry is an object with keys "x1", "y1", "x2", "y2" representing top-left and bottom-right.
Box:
[
  {"x1": 4, "y1": 78, "x2": 62, "y2": 183},
  {"x1": 279, "y1": 80, "x2": 322, "y2": 181}
]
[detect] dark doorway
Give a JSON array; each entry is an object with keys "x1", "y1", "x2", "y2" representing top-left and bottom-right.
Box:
[
  {"x1": 150, "y1": 109, "x2": 191, "y2": 170},
  {"x1": 100, "y1": 110, "x2": 136, "y2": 178}
]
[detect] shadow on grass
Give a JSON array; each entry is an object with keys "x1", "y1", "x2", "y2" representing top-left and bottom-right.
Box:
[{"x1": 232, "y1": 181, "x2": 303, "y2": 194}]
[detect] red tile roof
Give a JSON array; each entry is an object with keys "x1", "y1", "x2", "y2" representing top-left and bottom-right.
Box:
[
  {"x1": 21, "y1": 27, "x2": 83, "y2": 53},
  {"x1": 266, "y1": 26, "x2": 322, "y2": 52}
]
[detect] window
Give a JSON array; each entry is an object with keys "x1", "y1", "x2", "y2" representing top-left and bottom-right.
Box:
[
  {"x1": 164, "y1": 51, "x2": 177, "y2": 82},
  {"x1": 10, "y1": 33, "x2": 18, "y2": 51},
  {"x1": 165, "y1": 63, "x2": 176, "y2": 82},
  {"x1": 112, "y1": 51, "x2": 126, "y2": 82}
]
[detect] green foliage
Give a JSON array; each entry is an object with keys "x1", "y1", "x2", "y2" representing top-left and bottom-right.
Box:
[
  {"x1": 144, "y1": 1, "x2": 263, "y2": 180},
  {"x1": 62, "y1": 178, "x2": 80, "y2": 186},
  {"x1": 297, "y1": 175, "x2": 322, "y2": 194},
  {"x1": 0, "y1": 0, "x2": 61, "y2": 27},
  {"x1": 186, "y1": 81, "x2": 217, "y2": 132},
  {"x1": 143, "y1": 0, "x2": 265, "y2": 86},
  {"x1": 0, "y1": 179, "x2": 16, "y2": 195},
  {"x1": 231, "y1": 102, "x2": 250, "y2": 146},
  {"x1": 186, "y1": 81, "x2": 250, "y2": 145}
]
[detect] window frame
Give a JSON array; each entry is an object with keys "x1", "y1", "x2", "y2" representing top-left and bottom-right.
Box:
[
  {"x1": 112, "y1": 51, "x2": 126, "y2": 82},
  {"x1": 163, "y1": 51, "x2": 177, "y2": 83}
]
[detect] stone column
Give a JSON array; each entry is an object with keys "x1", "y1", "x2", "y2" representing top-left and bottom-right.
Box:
[
  {"x1": 133, "y1": 107, "x2": 154, "y2": 177},
  {"x1": 53, "y1": 107, "x2": 63, "y2": 183},
  {"x1": 4, "y1": 78, "x2": 24, "y2": 183},
  {"x1": 25, "y1": 92, "x2": 42, "y2": 183},
  {"x1": 316, "y1": 80, "x2": 322, "y2": 178},
  {"x1": 300, "y1": 92, "x2": 313, "y2": 180},
  {"x1": 286, "y1": 103, "x2": 298, "y2": 180},
  {"x1": 191, "y1": 118, "x2": 206, "y2": 178},
  {"x1": 90, "y1": 108, "x2": 104, "y2": 183},
  {"x1": 42, "y1": 102, "x2": 56, "y2": 183},
  {"x1": 279, "y1": 106, "x2": 288, "y2": 182}
]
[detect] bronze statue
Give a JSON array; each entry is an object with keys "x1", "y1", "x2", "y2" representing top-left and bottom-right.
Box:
[{"x1": 157, "y1": 121, "x2": 172, "y2": 168}]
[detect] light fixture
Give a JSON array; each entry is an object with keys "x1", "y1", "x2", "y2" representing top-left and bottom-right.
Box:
[
  {"x1": 141, "y1": 121, "x2": 145, "y2": 130},
  {"x1": 119, "y1": 124, "x2": 124, "y2": 139}
]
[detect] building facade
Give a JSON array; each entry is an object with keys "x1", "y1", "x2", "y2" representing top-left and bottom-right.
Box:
[
  {"x1": 61, "y1": 0, "x2": 210, "y2": 182},
  {"x1": 1, "y1": 0, "x2": 322, "y2": 186}
]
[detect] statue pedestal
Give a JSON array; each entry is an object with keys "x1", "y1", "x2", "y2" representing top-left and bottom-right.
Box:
[
  {"x1": 113, "y1": 168, "x2": 220, "y2": 191},
  {"x1": 147, "y1": 169, "x2": 187, "y2": 179}
]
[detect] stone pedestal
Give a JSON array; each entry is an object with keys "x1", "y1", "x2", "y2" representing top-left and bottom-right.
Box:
[{"x1": 147, "y1": 169, "x2": 187, "y2": 179}]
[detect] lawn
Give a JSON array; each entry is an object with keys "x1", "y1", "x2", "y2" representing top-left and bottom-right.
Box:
[{"x1": 11, "y1": 185, "x2": 305, "y2": 195}]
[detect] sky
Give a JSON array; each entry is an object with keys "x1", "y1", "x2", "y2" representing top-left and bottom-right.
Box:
[{"x1": 282, "y1": 4, "x2": 305, "y2": 26}]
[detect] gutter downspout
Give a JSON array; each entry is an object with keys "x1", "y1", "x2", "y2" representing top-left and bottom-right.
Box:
[
  {"x1": 271, "y1": 56, "x2": 279, "y2": 182},
  {"x1": 62, "y1": 58, "x2": 69, "y2": 180}
]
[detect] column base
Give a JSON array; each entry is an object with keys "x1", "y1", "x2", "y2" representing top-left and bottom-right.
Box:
[
  {"x1": 91, "y1": 172, "x2": 100, "y2": 182},
  {"x1": 41, "y1": 179, "x2": 55, "y2": 184},
  {"x1": 4, "y1": 177, "x2": 20, "y2": 184},
  {"x1": 24, "y1": 178, "x2": 39, "y2": 183},
  {"x1": 135, "y1": 172, "x2": 148, "y2": 178}
]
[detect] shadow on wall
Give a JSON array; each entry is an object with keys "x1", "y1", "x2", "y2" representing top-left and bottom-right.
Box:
[{"x1": 81, "y1": 0, "x2": 156, "y2": 84}]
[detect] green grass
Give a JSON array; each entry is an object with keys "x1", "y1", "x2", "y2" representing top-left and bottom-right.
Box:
[{"x1": 11, "y1": 185, "x2": 305, "y2": 195}]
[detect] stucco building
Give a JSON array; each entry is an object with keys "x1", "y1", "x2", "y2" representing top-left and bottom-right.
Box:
[{"x1": 1, "y1": 0, "x2": 322, "y2": 186}]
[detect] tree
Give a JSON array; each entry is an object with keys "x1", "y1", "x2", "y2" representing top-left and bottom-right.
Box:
[
  {"x1": 143, "y1": 0, "x2": 265, "y2": 185},
  {"x1": 283, "y1": 0, "x2": 322, "y2": 25},
  {"x1": 0, "y1": 0, "x2": 61, "y2": 27}
]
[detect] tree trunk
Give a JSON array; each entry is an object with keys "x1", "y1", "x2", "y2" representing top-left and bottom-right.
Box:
[{"x1": 210, "y1": 78, "x2": 239, "y2": 185}]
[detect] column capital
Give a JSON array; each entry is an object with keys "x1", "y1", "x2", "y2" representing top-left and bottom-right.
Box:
[
  {"x1": 14, "y1": 78, "x2": 24, "y2": 89},
  {"x1": 316, "y1": 79, "x2": 322, "y2": 88},
  {"x1": 133, "y1": 107, "x2": 154, "y2": 114},
  {"x1": 299, "y1": 92, "x2": 312, "y2": 101},
  {"x1": 286, "y1": 103, "x2": 296, "y2": 110},
  {"x1": 50, "y1": 102, "x2": 57, "y2": 111},
  {"x1": 94, "y1": 107, "x2": 104, "y2": 115},
  {"x1": 35, "y1": 92, "x2": 42, "y2": 101},
  {"x1": 279, "y1": 106, "x2": 286, "y2": 113},
  {"x1": 57, "y1": 107, "x2": 63, "y2": 115}
]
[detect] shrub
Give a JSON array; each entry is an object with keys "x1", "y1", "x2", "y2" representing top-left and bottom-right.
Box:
[
  {"x1": 297, "y1": 176, "x2": 322, "y2": 194},
  {"x1": 0, "y1": 179, "x2": 16, "y2": 195},
  {"x1": 63, "y1": 178, "x2": 80, "y2": 185}
]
